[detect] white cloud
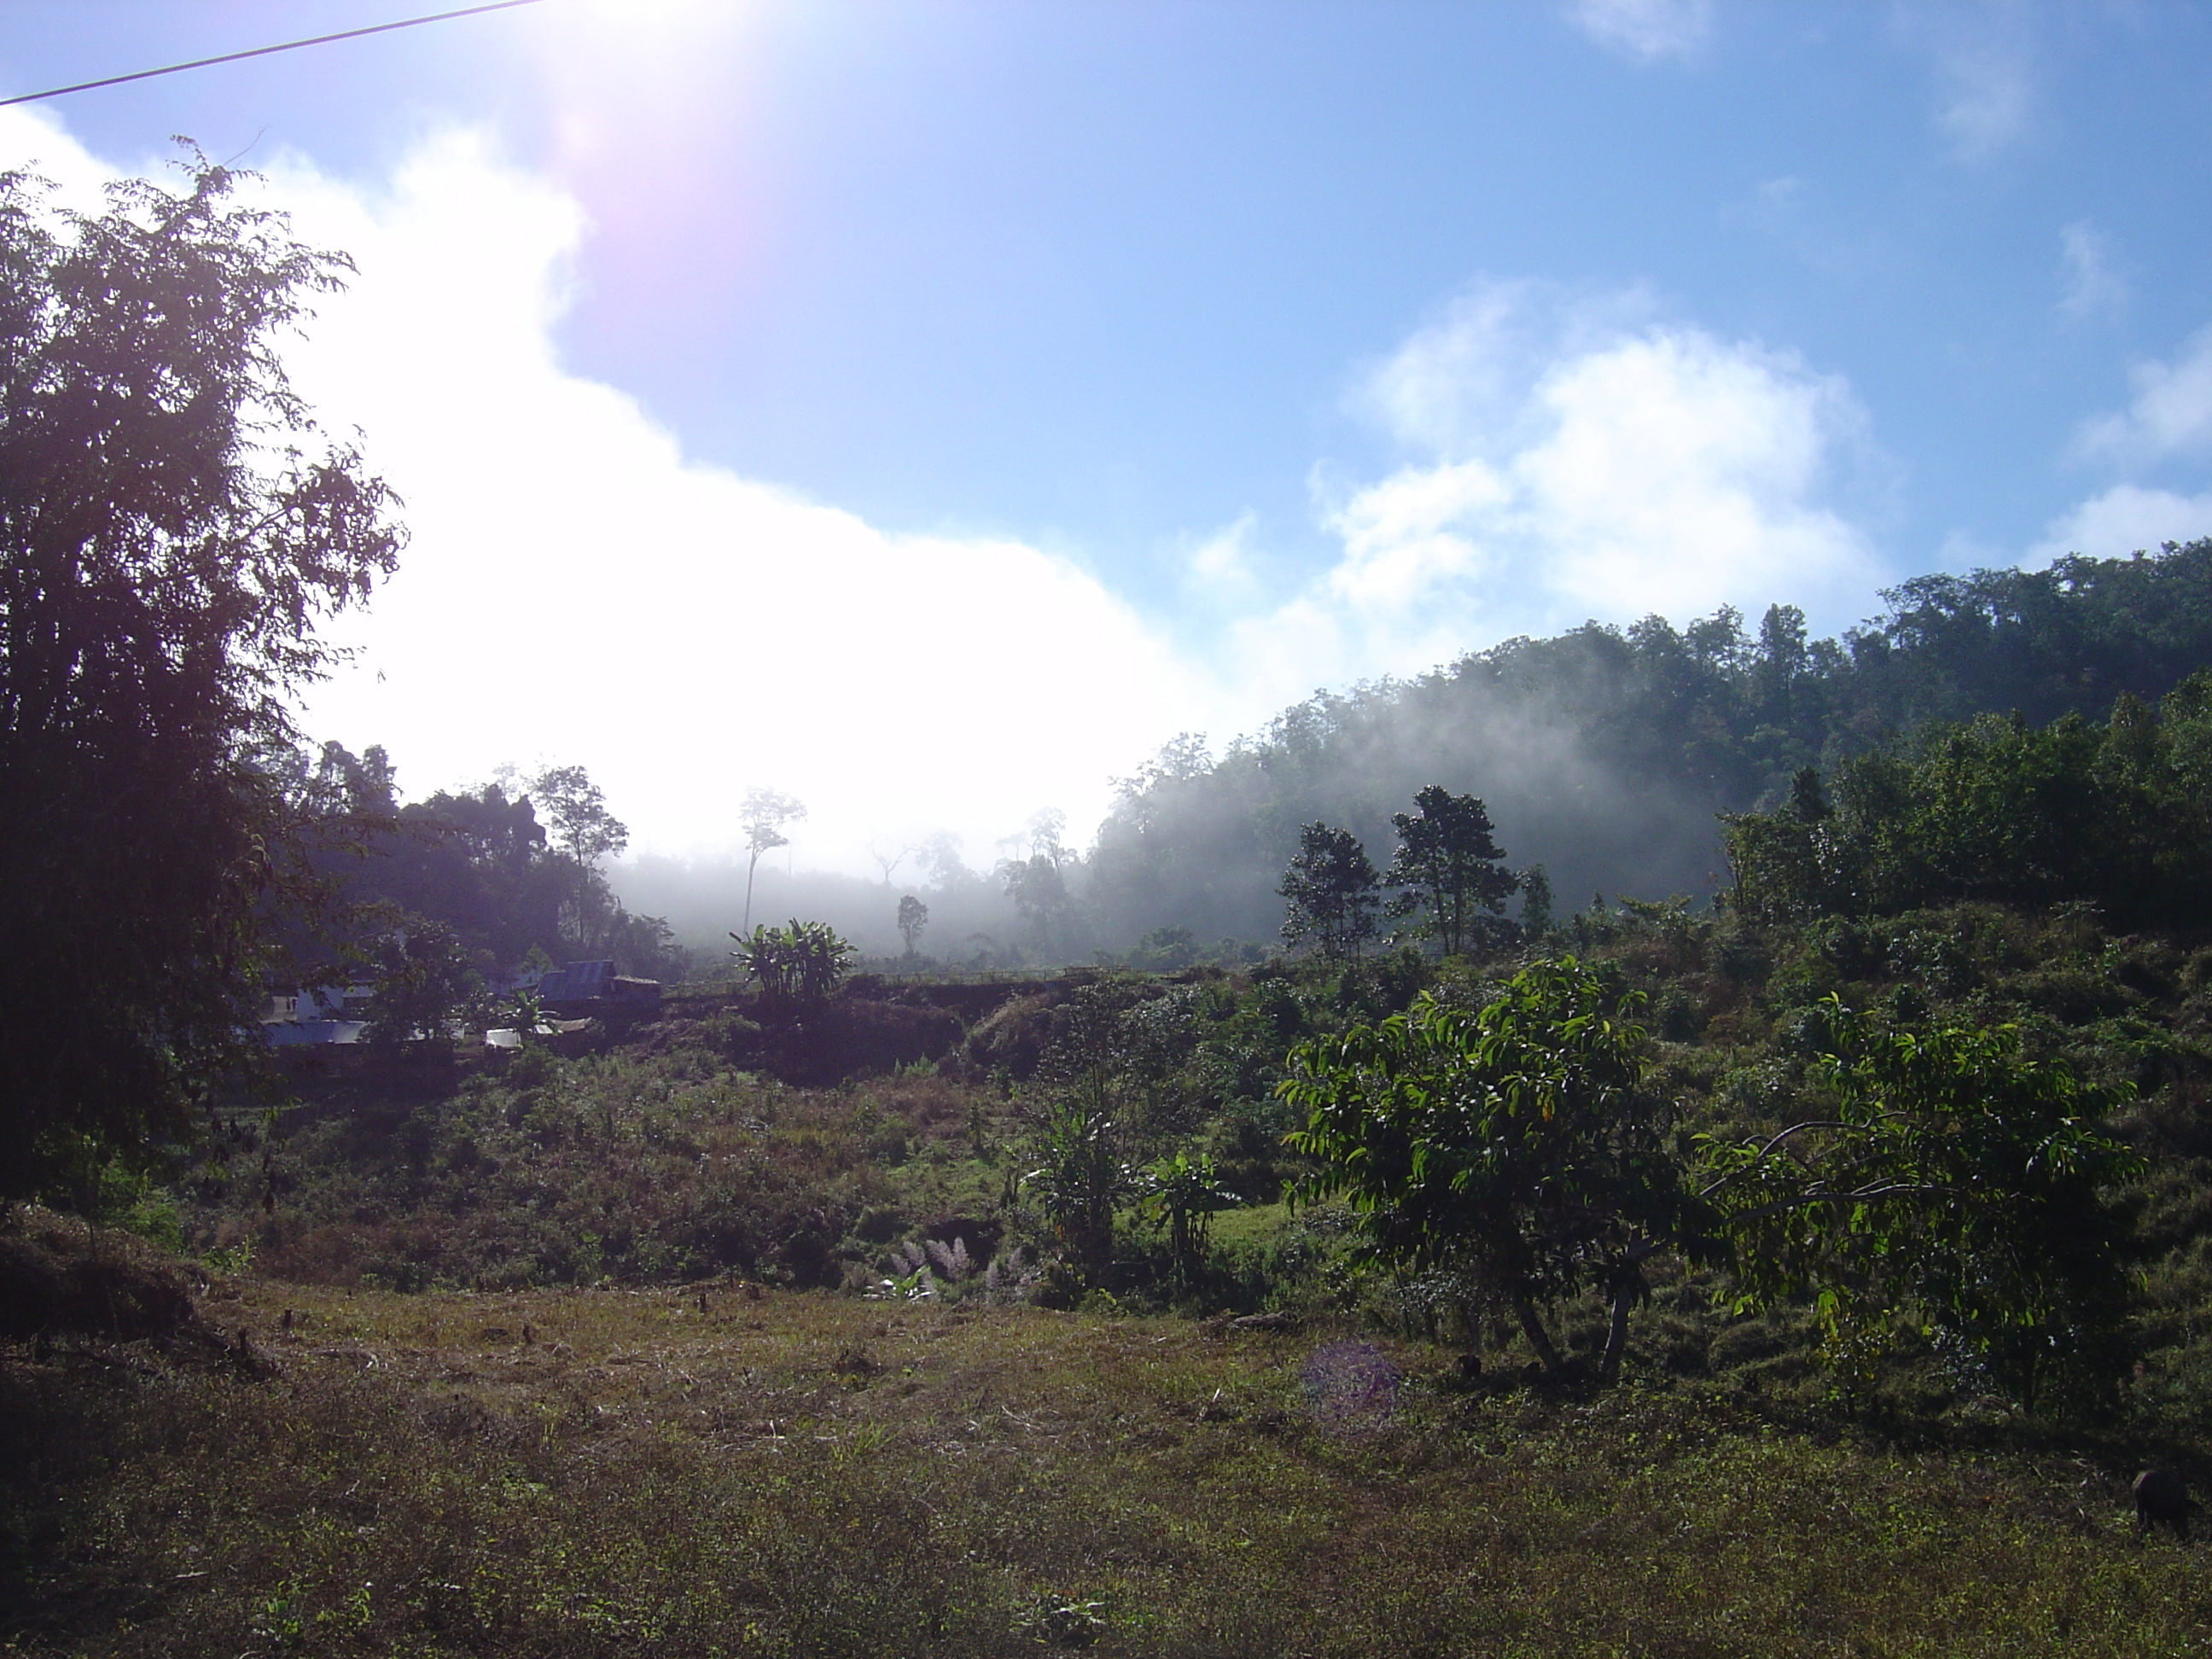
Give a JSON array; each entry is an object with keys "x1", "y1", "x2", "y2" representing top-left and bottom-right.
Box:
[
  {"x1": 0, "y1": 112, "x2": 1245, "y2": 870},
  {"x1": 1300, "y1": 284, "x2": 1883, "y2": 652},
  {"x1": 2058, "y1": 220, "x2": 2125, "y2": 321},
  {"x1": 1326, "y1": 457, "x2": 1510, "y2": 610},
  {"x1": 1355, "y1": 279, "x2": 1656, "y2": 453},
  {"x1": 2027, "y1": 485, "x2": 2212, "y2": 568},
  {"x1": 0, "y1": 106, "x2": 121, "y2": 206},
  {"x1": 1183, "y1": 512, "x2": 1262, "y2": 600},
  {"x1": 2076, "y1": 326, "x2": 2212, "y2": 466},
  {"x1": 1563, "y1": 0, "x2": 1713, "y2": 62},
  {"x1": 1900, "y1": 3, "x2": 2036, "y2": 161},
  {"x1": 0, "y1": 114, "x2": 1893, "y2": 875}
]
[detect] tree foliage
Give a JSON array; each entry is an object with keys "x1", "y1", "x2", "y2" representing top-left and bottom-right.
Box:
[
  {"x1": 1283, "y1": 958, "x2": 1707, "y2": 1380},
  {"x1": 358, "y1": 921, "x2": 481, "y2": 1057},
  {"x1": 1088, "y1": 543, "x2": 2212, "y2": 946},
  {"x1": 0, "y1": 158, "x2": 402, "y2": 1198},
  {"x1": 1025, "y1": 1097, "x2": 1130, "y2": 1283},
  {"x1": 1000, "y1": 852, "x2": 1074, "y2": 958},
  {"x1": 739, "y1": 787, "x2": 806, "y2": 934},
  {"x1": 1138, "y1": 1146, "x2": 1240, "y2": 1283},
  {"x1": 528, "y1": 763, "x2": 629, "y2": 868},
  {"x1": 1278, "y1": 822, "x2": 1380, "y2": 961},
  {"x1": 288, "y1": 746, "x2": 678, "y2": 982},
  {"x1": 1703, "y1": 998, "x2": 2141, "y2": 1415},
  {"x1": 730, "y1": 918, "x2": 853, "y2": 1006},
  {"x1": 1024, "y1": 987, "x2": 1155, "y2": 1280},
  {"x1": 895, "y1": 893, "x2": 928, "y2": 957},
  {"x1": 1383, "y1": 784, "x2": 1519, "y2": 957},
  {"x1": 1725, "y1": 673, "x2": 2212, "y2": 927}
]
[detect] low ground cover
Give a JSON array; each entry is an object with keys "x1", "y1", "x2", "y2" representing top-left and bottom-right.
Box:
[
  {"x1": 28, "y1": 894, "x2": 2212, "y2": 1653},
  {"x1": 6, "y1": 1277, "x2": 2209, "y2": 1657}
]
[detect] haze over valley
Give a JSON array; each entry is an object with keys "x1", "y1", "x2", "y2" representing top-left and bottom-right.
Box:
[
  {"x1": 9, "y1": 2, "x2": 2212, "y2": 908},
  {"x1": 20, "y1": 11, "x2": 2212, "y2": 1654}
]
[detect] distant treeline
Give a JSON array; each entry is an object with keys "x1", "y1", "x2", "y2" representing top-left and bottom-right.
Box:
[
  {"x1": 1726, "y1": 670, "x2": 2212, "y2": 930},
  {"x1": 1083, "y1": 540, "x2": 2212, "y2": 949},
  {"x1": 300, "y1": 541, "x2": 2212, "y2": 976},
  {"x1": 276, "y1": 743, "x2": 684, "y2": 988}
]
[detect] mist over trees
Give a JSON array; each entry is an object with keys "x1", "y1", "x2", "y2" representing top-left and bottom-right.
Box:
[
  {"x1": 1078, "y1": 541, "x2": 2212, "y2": 953},
  {"x1": 289, "y1": 540, "x2": 2212, "y2": 980},
  {"x1": 567, "y1": 540, "x2": 2212, "y2": 970},
  {"x1": 614, "y1": 839, "x2": 1043, "y2": 972}
]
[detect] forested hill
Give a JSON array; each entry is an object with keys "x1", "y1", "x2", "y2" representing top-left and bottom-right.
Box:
[{"x1": 1086, "y1": 540, "x2": 2212, "y2": 947}]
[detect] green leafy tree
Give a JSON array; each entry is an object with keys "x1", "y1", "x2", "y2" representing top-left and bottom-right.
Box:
[
  {"x1": 1026, "y1": 1097, "x2": 1131, "y2": 1284},
  {"x1": 0, "y1": 157, "x2": 402, "y2": 1200},
  {"x1": 1519, "y1": 862, "x2": 1554, "y2": 940},
  {"x1": 1278, "y1": 822, "x2": 1380, "y2": 961},
  {"x1": 1000, "y1": 851, "x2": 1074, "y2": 960},
  {"x1": 1022, "y1": 987, "x2": 1149, "y2": 1281},
  {"x1": 1383, "y1": 785, "x2": 1519, "y2": 957},
  {"x1": 359, "y1": 920, "x2": 482, "y2": 1057},
  {"x1": 1723, "y1": 682, "x2": 2212, "y2": 929},
  {"x1": 503, "y1": 987, "x2": 548, "y2": 1036},
  {"x1": 524, "y1": 762, "x2": 633, "y2": 954},
  {"x1": 529, "y1": 764, "x2": 629, "y2": 867},
  {"x1": 914, "y1": 830, "x2": 971, "y2": 890},
  {"x1": 738, "y1": 787, "x2": 806, "y2": 933},
  {"x1": 1703, "y1": 999, "x2": 2141, "y2": 1416},
  {"x1": 998, "y1": 808, "x2": 1079, "y2": 960},
  {"x1": 1132, "y1": 925, "x2": 1198, "y2": 971},
  {"x1": 895, "y1": 893, "x2": 928, "y2": 958},
  {"x1": 1284, "y1": 958, "x2": 1706, "y2": 1382}
]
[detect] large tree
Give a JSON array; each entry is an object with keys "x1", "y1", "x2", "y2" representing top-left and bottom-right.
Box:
[
  {"x1": 738, "y1": 786, "x2": 806, "y2": 934},
  {"x1": 0, "y1": 158, "x2": 401, "y2": 1200},
  {"x1": 1383, "y1": 784, "x2": 1519, "y2": 957},
  {"x1": 1704, "y1": 999, "x2": 2141, "y2": 1416},
  {"x1": 1278, "y1": 822, "x2": 1380, "y2": 961}
]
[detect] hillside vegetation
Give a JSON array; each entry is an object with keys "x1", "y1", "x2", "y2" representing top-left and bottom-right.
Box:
[
  {"x1": 18, "y1": 157, "x2": 2212, "y2": 1657},
  {"x1": 18, "y1": 659, "x2": 2212, "y2": 1647}
]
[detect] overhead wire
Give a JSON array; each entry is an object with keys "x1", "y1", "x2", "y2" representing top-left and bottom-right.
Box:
[{"x1": 0, "y1": 0, "x2": 549, "y2": 109}]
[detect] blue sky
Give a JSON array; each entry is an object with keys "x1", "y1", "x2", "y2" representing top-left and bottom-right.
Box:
[{"x1": 7, "y1": 2, "x2": 2212, "y2": 867}]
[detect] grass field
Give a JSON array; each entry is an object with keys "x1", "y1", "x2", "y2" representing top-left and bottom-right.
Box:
[{"x1": 8, "y1": 1275, "x2": 2211, "y2": 1657}]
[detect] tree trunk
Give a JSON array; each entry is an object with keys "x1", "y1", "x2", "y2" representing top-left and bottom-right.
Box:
[
  {"x1": 1511, "y1": 1293, "x2": 1566, "y2": 1377},
  {"x1": 1600, "y1": 1274, "x2": 1636, "y2": 1386},
  {"x1": 1600, "y1": 1247, "x2": 1655, "y2": 1387}
]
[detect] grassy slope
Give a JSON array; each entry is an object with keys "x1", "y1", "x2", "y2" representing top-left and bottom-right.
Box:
[
  {"x1": 7, "y1": 1278, "x2": 2212, "y2": 1657},
  {"x1": 26, "y1": 907, "x2": 2212, "y2": 1653}
]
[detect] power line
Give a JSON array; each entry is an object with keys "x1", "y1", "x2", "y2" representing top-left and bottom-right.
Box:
[{"x1": 0, "y1": 0, "x2": 549, "y2": 109}]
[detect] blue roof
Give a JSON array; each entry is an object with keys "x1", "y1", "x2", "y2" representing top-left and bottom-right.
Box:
[{"x1": 536, "y1": 960, "x2": 614, "y2": 1003}]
